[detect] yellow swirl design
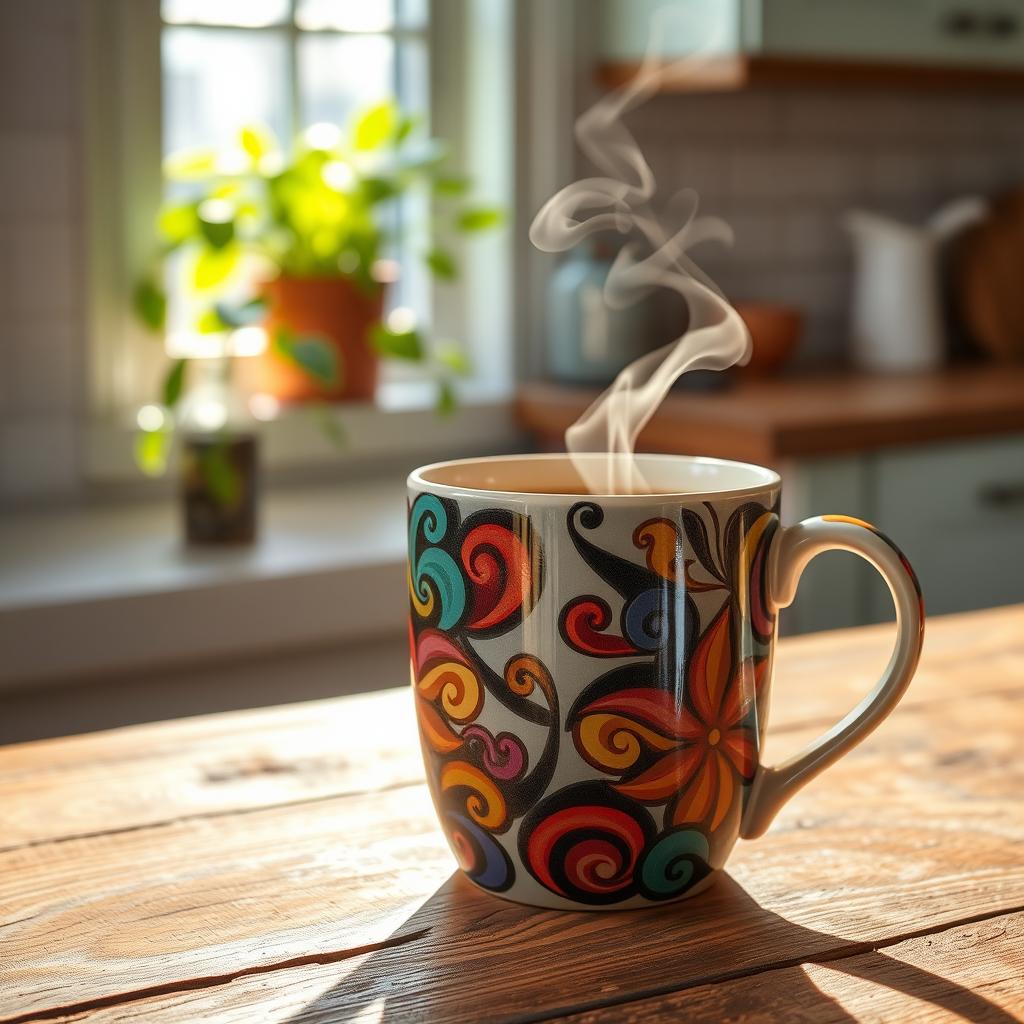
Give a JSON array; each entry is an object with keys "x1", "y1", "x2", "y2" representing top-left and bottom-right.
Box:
[
  {"x1": 738, "y1": 512, "x2": 772, "y2": 618},
  {"x1": 505, "y1": 654, "x2": 554, "y2": 699},
  {"x1": 633, "y1": 518, "x2": 681, "y2": 582},
  {"x1": 415, "y1": 698, "x2": 464, "y2": 754},
  {"x1": 576, "y1": 712, "x2": 679, "y2": 771},
  {"x1": 440, "y1": 761, "x2": 508, "y2": 830},
  {"x1": 407, "y1": 563, "x2": 434, "y2": 619},
  {"x1": 417, "y1": 661, "x2": 481, "y2": 722}
]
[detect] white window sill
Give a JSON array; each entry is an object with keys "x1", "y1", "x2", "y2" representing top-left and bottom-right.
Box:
[{"x1": 0, "y1": 479, "x2": 413, "y2": 691}]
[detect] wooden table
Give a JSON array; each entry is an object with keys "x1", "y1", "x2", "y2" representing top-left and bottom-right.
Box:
[{"x1": 3, "y1": 605, "x2": 1023, "y2": 1022}]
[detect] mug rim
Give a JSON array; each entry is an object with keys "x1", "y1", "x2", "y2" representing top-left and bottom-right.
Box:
[{"x1": 409, "y1": 453, "x2": 782, "y2": 504}]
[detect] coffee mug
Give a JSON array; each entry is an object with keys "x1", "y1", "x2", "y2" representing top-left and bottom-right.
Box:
[{"x1": 407, "y1": 454, "x2": 924, "y2": 910}]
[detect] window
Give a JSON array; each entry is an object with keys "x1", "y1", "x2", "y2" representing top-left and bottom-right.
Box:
[
  {"x1": 160, "y1": 0, "x2": 432, "y2": 360},
  {"x1": 86, "y1": 0, "x2": 517, "y2": 480}
]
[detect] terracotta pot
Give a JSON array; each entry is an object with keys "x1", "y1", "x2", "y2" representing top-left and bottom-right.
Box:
[
  {"x1": 733, "y1": 302, "x2": 803, "y2": 378},
  {"x1": 255, "y1": 275, "x2": 385, "y2": 403}
]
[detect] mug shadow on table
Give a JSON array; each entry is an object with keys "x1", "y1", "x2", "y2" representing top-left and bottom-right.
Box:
[{"x1": 287, "y1": 872, "x2": 1012, "y2": 1024}]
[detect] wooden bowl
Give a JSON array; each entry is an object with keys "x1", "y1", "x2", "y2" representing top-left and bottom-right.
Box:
[{"x1": 733, "y1": 302, "x2": 803, "y2": 377}]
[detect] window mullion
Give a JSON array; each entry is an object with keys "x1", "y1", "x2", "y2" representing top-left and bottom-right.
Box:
[{"x1": 286, "y1": 0, "x2": 302, "y2": 140}]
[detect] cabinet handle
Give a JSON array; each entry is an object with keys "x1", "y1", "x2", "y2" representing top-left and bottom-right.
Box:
[
  {"x1": 988, "y1": 12, "x2": 1020, "y2": 37},
  {"x1": 977, "y1": 481, "x2": 1024, "y2": 508},
  {"x1": 942, "y1": 9, "x2": 981, "y2": 35}
]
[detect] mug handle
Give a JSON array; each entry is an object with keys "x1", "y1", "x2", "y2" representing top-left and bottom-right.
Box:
[{"x1": 740, "y1": 514, "x2": 925, "y2": 840}]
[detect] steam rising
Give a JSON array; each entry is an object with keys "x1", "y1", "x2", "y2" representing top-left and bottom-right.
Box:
[{"x1": 529, "y1": 8, "x2": 751, "y2": 494}]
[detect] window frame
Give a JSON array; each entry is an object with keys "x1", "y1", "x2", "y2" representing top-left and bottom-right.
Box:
[{"x1": 83, "y1": 0, "x2": 524, "y2": 485}]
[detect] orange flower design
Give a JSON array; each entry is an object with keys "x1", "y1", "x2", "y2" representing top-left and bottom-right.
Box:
[{"x1": 572, "y1": 604, "x2": 766, "y2": 832}]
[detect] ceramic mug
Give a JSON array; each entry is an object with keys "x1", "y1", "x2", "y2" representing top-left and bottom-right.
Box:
[{"x1": 407, "y1": 454, "x2": 924, "y2": 910}]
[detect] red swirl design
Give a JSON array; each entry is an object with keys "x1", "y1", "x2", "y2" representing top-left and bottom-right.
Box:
[
  {"x1": 526, "y1": 804, "x2": 646, "y2": 898},
  {"x1": 461, "y1": 524, "x2": 533, "y2": 632},
  {"x1": 560, "y1": 597, "x2": 639, "y2": 657}
]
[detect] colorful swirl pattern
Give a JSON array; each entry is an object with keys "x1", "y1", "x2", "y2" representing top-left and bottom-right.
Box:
[
  {"x1": 446, "y1": 812, "x2": 514, "y2": 892},
  {"x1": 519, "y1": 783, "x2": 656, "y2": 905},
  {"x1": 462, "y1": 725, "x2": 527, "y2": 781},
  {"x1": 408, "y1": 495, "x2": 466, "y2": 629},
  {"x1": 638, "y1": 827, "x2": 711, "y2": 900},
  {"x1": 408, "y1": 494, "x2": 553, "y2": 893},
  {"x1": 410, "y1": 487, "x2": 782, "y2": 906}
]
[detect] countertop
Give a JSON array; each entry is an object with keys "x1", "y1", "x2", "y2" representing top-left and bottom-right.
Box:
[
  {"x1": 516, "y1": 364, "x2": 1024, "y2": 464},
  {"x1": 3, "y1": 604, "x2": 1023, "y2": 1022},
  {"x1": 0, "y1": 480, "x2": 408, "y2": 689}
]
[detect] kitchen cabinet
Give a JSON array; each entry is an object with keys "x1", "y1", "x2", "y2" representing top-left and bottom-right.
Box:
[
  {"x1": 870, "y1": 435, "x2": 1024, "y2": 618},
  {"x1": 780, "y1": 434, "x2": 1024, "y2": 633},
  {"x1": 599, "y1": 0, "x2": 1024, "y2": 92}
]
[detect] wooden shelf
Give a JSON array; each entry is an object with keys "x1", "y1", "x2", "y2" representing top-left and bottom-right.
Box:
[
  {"x1": 597, "y1": 54, "x2": 1024, "y2": 95},
  {"x1": 516, "y1": 364, "x2": 1024, "y2": 467}
]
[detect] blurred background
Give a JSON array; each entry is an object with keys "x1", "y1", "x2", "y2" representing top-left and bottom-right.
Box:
[{"x1": 1, "y1": 0, "x2": 1023, "y2": 743}]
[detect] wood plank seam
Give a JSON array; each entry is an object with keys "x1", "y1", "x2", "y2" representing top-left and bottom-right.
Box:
[
  {"x1": 0, "y1": 778, "x2": 417, "y2": 857},
  {"x1": 499, "y1": 902, "x2": 1024, "y2": 1024},
  {"x1": 4, "y1": 676, "x2": 1021, "y2": 859},
  {"x1": 0, "y1": 928, "x2": 432, "y2": 1024}
]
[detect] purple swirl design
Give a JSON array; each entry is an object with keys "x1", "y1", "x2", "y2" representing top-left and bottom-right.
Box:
[{"x1": 463, "y1": 725, "x2": 527, "y2": 780}]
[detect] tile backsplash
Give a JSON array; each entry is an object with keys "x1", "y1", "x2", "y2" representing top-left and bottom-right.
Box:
[
  {"x1": 588, "y1": 89, "x2": 1024, "y2": 364},
  {"x1": 0, "y1": 1, "x2": 84, "y2": 503}
]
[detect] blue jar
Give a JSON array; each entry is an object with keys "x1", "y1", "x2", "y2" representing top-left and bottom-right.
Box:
[{"x1": 546, "y1": 244, "x2": 658, "y2": 385}]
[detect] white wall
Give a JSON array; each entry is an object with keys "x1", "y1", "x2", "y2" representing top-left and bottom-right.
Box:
[{"x1": 0, "y1": 1, "x2": 86, "y2": 503}]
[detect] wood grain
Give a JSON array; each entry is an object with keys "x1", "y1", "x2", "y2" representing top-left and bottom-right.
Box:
[
  {"x1": 3, "y1": 686, "x2": 1023, "y2": 1023},
  {"x1": 0, "y1": 688, "x2": 418, "y2": 851},
  {"x1": 597, "y1": 54, "x2": 1024, "y2": 95},
  {"x1": 3, "y1": 605, "x2": 1021, "y2": 852},
  {"x1": 47, "y1": 909, "x2": 1024, "y2": 1024},
  {"x1": 515, "y1": 367, "x2": 1024, "y2": 464},
  {"x1": 549, "y1": 911, "x2": 1024, "y2": 1023}
]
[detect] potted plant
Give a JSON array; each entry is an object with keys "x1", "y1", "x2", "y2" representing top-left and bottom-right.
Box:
[{"x1": 133, "y1": 102, "x2": 501, "y2": 544}]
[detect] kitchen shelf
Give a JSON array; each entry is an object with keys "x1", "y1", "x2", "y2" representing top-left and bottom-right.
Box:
[
  {"x1": 597, "y1": 54, "x2": 1024, "y2": 95},
  {"x1": 516, "y1": 364, "x2": 1024, "y2": 466}
]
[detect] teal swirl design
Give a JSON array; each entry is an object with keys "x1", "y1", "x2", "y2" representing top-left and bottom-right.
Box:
[
  {"x1": 409, "y1": 493, "x2": 466, "y2": 630},
  {"x1": 416, "y1": 548, "x2": 466, "y2": 629},
  {"x1": 638, "y1": 828, "x2": 711, "y2": 901},
  {"x1": 409, "y1": 493, "x2": 449, "y2": 548}
]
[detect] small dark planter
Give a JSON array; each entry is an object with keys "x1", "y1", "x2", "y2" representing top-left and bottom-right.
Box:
[{"x1": 181, "y1": 433, "x2": 260, "y2": 545}]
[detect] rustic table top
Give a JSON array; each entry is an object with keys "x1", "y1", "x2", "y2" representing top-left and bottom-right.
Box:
[{"x1": 3, "y1": 604, "x2": 1023, "y2": 1023}]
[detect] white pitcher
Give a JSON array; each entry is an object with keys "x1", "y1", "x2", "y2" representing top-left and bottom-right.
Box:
[{"x1": 844, "y1": 196, "x2": 987, "y2": 373}]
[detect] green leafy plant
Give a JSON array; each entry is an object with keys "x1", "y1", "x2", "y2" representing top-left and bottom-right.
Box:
[{"x1": 133, "y1": 100, "x2": 503, "y2": 476}]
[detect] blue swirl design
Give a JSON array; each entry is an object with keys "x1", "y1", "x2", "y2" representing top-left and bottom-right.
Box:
[
  {"x1": 446, "y1": 812, "x2": 514, "y2": 892},
  {"x1": 623, "y1": 588, "x2": 669, "y2": 652},
  {"x1": 639, "y1": 828, "x2": 711, "y2": 900}
]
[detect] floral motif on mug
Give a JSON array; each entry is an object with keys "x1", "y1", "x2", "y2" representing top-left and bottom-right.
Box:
[{"x1": 571, "y1": 603, "x2": 769, "y2": 832}]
